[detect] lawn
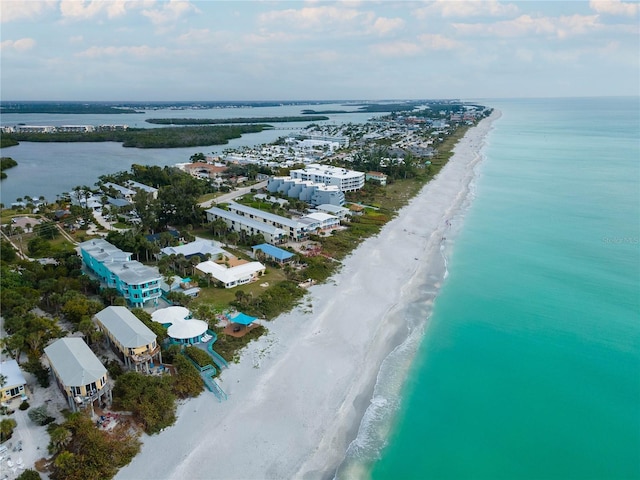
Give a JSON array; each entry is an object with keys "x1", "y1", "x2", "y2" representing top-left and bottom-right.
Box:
[{"x1": 191, "y1": 265, "x2": 289, "y2": 307}]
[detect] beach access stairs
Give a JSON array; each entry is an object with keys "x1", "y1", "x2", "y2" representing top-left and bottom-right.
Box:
[
  {"x1": 207, "y1": 343, "x2": 229, "y2": 371},
  {"x1": 183, "y1": 354, "x2": 228, "y2": 402}
]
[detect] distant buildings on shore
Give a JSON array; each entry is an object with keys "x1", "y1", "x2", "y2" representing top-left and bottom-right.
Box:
[{"x1": 1, "y1": 124, "x2": 129, "y2": 133}]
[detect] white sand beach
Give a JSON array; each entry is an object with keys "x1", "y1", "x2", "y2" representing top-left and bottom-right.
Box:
[{"x1": 115, "y1": 112, "x2": 499, "y2": 480}]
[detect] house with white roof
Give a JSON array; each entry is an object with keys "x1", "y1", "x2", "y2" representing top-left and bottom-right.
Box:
[
  {"x1": 151, "y1": 306, "x2": 208, "y2": 345},
  {"x1": 315, "y1": 204, "x2": 351, "y2": 219},
  {"x1": 103, "y1": 182, "x2": 136, "y2": 201},
  {"x1": 125, "y1": 180, "x2": 158, "y2": 199},
  {"x1": 195, "y1": 260, "x2": 266, "y2": 289},
  {"x1": 94, "y1": 306, "x2": 162, "y2": 373},
  {"x1": 300, "y1": 212, "x2": 340, "y2": 231},
  {"x1": 44, "y1": 337, "x2": 111, "y2": 413},
  {"x1": 160, "y1": 240, "x2": 227, "y2": 260}
]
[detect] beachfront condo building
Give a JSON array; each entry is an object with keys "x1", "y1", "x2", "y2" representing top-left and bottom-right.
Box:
[
  {"x1": 79, "y1": 238, "x2": 162, "y2": 307},
  {"x1": 225, "y1": 202, "x2": 310, "y2": 241},
  {"x1": 266, "y1": 177, "x2": 345, "y2": 206},
  {"x1": 44, "y1": 337, "x2": 112, "y2": 413},
  {"x1": 289, "y1": 163, "x2": 365, "y2": 192},
  {"x1": 205, "y1": 207, "x2": 287, "y2": 244},
  {"x1": 94, "y1": 306, "x2": 162, "y2": 373}
]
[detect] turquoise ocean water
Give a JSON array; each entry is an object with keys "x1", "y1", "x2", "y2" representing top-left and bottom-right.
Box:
[{"x1": 368, "y1": 98, "x2": 640, "y2": 479}]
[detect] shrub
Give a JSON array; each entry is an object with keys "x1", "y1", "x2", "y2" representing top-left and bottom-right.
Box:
[
  {"x1": 162, "y1": 344, "x2": 182, "y2": 364},
  {"x1": 28, "y1": 405, "x2": 55, "y2": 426},
  {"x1": 22, "y1": 358, "x2": 50, "y2": 388},
  {"x1": 19, "y1": 400, "x2": 30, "y2": 410},
  {"x1": 184, "y1": 346, "x2": 213, "y2": 368},
  {"x1": 0, "y1": 418, "x2": 17, "y2": 442},
  {"x1": 112, "y1": 372, "x2": 176, "y2": 435},
  {"x1": 105, "y1": 359, "x2": 124, "y2": 380},
  {"x1": 171, "y1": 354, "x2": 204, "y2": 399},
  {"x1": 17, "y1": 469, "x2": 42, "y2": 480}
]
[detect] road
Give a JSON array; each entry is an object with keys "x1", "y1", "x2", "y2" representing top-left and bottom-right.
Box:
[{"x1": 199, "y1": 180, "x2": 268, "y2": 208}]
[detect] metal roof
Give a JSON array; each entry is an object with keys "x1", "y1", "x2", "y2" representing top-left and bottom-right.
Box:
[
  {"x1": 252, "y1": 243, "x2": 295, "y2": 261},
  {"x1": 44, "y1": 338, "x2": 106, "y2": 387},
  {"x1": 94, "y1": 306, "x2": 156, "y2": 348}
]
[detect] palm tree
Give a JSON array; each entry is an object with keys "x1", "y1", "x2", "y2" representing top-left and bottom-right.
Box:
[{"x1": 48, "y1": 426, "x2": 72, "y2": 455}]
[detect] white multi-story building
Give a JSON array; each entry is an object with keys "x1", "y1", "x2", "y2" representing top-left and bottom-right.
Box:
[
  {"x1": 289, "y1": 164, "x2": 364, "y2": 192},
  {"x1": 205, "y1": 207, "x2": 287, "y2": 244},
  {"x1": 225, "y1": 203, "x2": 309, "y2": 241},
  {"x1": 266, "y1": 177, "x2": 346, "y2": 207}
]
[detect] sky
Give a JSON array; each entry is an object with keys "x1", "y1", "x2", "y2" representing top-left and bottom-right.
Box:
[{"x1": 1, "y1": 0, "x2": 638, "y2": 101}]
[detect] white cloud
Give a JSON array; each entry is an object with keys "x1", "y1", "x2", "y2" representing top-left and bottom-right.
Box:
[
  {"x1": 259, "y1": 5, "x2": 367, "y2": 30},
  {"x1": 590, "y1": 0, "x2": 639, "y2": 16},
  {"x1": 453, "y1": 14, "x2": 601, "y2": 39},
  {"x1": 69, "y1": 35, "x2": 84, "y2": 44},
  {"x1": 141, "y1": 0, "x2": 199, "y2": 25},
  {"x1": 0, "y1": 38, "x2": 37, "y2": 52},
  {"x1": 414, "y1": 0, "x2": 519, "y2": 20},
  {"x1": 60, "y1": 0, "x2": 109, "y2": 19},
  {"x1": 75, "y1": 45, "x2": 169, "y2": 58},
  {"x1": 370, "y1": 17, "x2": 405, "y2": 36},
  {"x1": 0, "y1": 0, "x2": 56, "y2": 23}
]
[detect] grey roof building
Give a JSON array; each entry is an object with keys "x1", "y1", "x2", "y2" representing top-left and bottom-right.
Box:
[
  {"x1": 44, "y1": 337, "x2": 111, "y2": 412},
  {"x1": 94, "y1": 306, "x2": 161, "y2": 372}
]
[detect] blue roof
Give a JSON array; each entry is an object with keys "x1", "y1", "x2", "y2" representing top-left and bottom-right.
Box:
[
  {"x1": 252, "y1": 243, "x2": 295, "y2": 261},
  {"x1": 231, "y1": 312, "x2": 257, "y2": 325}
]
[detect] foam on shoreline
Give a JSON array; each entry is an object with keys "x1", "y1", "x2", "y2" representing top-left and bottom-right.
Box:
[
  {"x1": 330, "y1": 111, "x2": 500, "y2": 479},
  {"x1": 115, "y1": 111, "x2": 500, "y2": 480}
]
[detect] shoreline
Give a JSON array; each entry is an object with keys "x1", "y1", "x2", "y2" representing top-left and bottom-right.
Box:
[{"x1": 115, "y1": 111, "x2": 500, "y2": 480}]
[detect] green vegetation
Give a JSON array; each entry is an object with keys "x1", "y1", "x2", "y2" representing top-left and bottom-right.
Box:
[
  {"x1": 170, "y1": 354, "x2": 205, "y2": 398},
  {"x1": 1, "y1": 157, "x2": 18, "y2": 179},
  {"x1": 48, "y1": 413, "x2": 140, "y2": 480},
  {"x1": 112, "y1": 372, "x2": 176, "y2": 434},
  {"x1": 146, "y1": 115, "x2": 329, "y2": 125},
  {"x1": 210, "y1": 325, "x2": 267, "y2": 363},
  {"x1": 184, "y1": 345, "x2": 213, "y2": 367},
  {"x1": 354, "y1": 102, "x2": 424, "y2": 113},
  {"x1": 17, "y1": 470, "x2": 42, "y2": 480},
  {"x1": 28, "y1": 405, "x2": 56, "y2": 426},
  {"x1": 0, "y1": 103, "x2": 140, "y2": 114},
  {"x1": 0, "y1": 135, "x2": 20, "y2": 148},
  {"x1": 3, "y1": 124, "x2": 267, "y2": 148},
  {"x1": 301, "y1": 109, "x2": 349, "y2": 114},
  {"x1": 0, "y1": 418, "x2": 17, "y2": 442}
]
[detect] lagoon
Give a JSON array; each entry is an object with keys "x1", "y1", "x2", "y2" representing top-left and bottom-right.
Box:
[{"x1": 0, "y1": 103, "x2": 374, "y2": 205}]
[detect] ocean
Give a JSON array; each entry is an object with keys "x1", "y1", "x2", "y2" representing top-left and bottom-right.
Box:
[{"x1": 340, "y1": 97, "x2": 640, "y2": 479}]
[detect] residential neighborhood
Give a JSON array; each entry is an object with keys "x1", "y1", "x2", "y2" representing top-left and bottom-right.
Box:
[{"x1": 0, "y1": 100, "x2": 490, "y2": 479}]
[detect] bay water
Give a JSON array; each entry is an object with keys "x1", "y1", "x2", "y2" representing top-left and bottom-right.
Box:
[
  {"x1": 367, "y1": 97, "x2": 640, "y2": 479},
  {"x1": 0, "y1": 102, "x2": 373, "y2": 205}
]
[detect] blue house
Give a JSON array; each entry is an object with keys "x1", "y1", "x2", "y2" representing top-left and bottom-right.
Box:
[{"x1": 79, "y1": 239, "x2": 162, "y2": 307}]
